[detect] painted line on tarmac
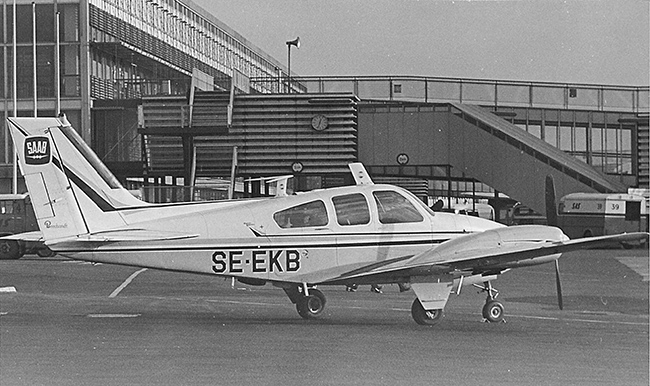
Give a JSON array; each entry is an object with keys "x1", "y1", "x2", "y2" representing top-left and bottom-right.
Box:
[
  {"x1": 205, "y1": 299, "x2": 281, "y2": 307},
  {"x1": 340, "y1": 302, "x2": 648, "y2": 326},
  {"x1": 508, "y1": 313, "x2": 649, "y2": 326},
  {"x1": 62, "y1": 260, "x2": 103, "y2": 265},
  {"x1": 615, "y1": 256, "x2": 649, "y2": 282},
  {"x1": 109, "y1": 268, "x2": 148, "y2": 298},
  {"x1": 206, "y1": 299, "x2": 648, "y2": 326},
  {"x1": 87, "y1": 314, "x2": 141, "y2": 318}
]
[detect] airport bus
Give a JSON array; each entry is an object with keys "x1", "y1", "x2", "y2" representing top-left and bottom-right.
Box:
[{"x1": 557, "y1": 192, "x2": 648, "y2": 245}]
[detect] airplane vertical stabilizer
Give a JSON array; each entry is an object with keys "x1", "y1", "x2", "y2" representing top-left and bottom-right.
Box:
[{"x1": 7, "y1": 117, "x2": 147, "y2": 241}]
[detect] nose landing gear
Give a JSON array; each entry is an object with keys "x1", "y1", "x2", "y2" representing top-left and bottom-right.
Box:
[{"x1": 474, "y1": 281, "x2": 505, "y2": 323}]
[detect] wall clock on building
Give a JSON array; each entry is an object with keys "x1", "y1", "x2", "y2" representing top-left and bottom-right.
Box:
[
  {"x1": 292, "y1": 162, "x2": 304, "y2": 173},
  {"x1": 311, "y1": 114, "x2": 329, "y2": 131}
]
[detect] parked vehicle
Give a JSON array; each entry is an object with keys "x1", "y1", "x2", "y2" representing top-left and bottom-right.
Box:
[
  {"x1": 557, "y1": 192, "x2": 648, "y2": 247},
  {"x1": 0, "y1": 194, "x2": 52, "y2": 259}
]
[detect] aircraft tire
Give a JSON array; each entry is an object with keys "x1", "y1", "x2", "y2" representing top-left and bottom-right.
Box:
[
  {"x1": 482, "y1": 300, "x2": 505, "y2": 323},
  {"x1": 309, "y1": 288, "x2": 326, "y2": 307},
  {"x1": 296, "y1": 293, "x2": 325, "y2": 319},
  {"x1": 410, "y1": 299, "x2": 443, "y2": 326},
  {"x1": 0, "y1": 240, "x2": 21, "y2": 260}
]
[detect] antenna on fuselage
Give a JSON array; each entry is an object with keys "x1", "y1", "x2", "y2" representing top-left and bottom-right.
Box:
[{"x1": 349, "y1": 163, "x2": 374, "y2": 185}]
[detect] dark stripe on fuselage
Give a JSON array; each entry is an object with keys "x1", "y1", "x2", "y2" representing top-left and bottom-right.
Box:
[{"x1": 49, "y1": 235, "x2": 455, "y2": 254}]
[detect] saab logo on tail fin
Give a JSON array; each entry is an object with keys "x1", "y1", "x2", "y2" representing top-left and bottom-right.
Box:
[{"x1": 25, "y1": 136, "x2": 51, "y2": 165}]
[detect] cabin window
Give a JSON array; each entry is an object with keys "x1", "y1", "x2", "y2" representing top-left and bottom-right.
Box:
[
  {"x1": 273, "y1": 200, "x2": 328, "y2": 228},
  {"x1": 373, "y1": 191, "x2": 424, "y2": 224},
  {"x1": 332, "y1": 193, "x2": 370, "y2": 226}
]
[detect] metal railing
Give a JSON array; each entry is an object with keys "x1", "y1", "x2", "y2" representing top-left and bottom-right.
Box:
[
  {"x1": 95, "y1": 75, "x2": 649, "y2": 113},
  {"x1": 91, "y1": 77, "x2": 236, "y2": 100},
  {"x1": 251, "y1": 75, "x2": 649, "y2": 113}
]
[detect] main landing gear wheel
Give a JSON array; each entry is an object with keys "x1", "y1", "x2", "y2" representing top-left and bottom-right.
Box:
[
  {"x1": 482, "y1": 300, "x2": 505, "y2": 323},
  {"x1": 411, "y1": 299, "x2": 444, "y2": 326},
  {"x1": 296, "y1": 288, "x2": 326, "y2": 319}
]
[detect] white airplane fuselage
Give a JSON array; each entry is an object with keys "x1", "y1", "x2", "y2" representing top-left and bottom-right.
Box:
[{"x1": 54, "y1": 184, "x2": 502, "y2": 285}]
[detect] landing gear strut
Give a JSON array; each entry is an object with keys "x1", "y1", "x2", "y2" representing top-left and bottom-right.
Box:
[
  {"x1": 284, "y1": 285, "x2": 326, "y2": 319},
  {"x1": 475, "y1": 281, "x2": 505, "y2": 323}
]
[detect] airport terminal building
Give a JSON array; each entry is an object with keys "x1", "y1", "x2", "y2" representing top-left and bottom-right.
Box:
[{"x1": 0, "y1": 0, "x2": 648, "y2": 218}]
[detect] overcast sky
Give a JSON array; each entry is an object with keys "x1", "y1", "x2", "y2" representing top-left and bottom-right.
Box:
[{"x1": 192, "y1": 0, "x2": 649, "y2": 86}]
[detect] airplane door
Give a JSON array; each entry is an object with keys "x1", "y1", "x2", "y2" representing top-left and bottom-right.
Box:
[{"x1": 331, "y1": 193, "x2": 379, "y2": 270}]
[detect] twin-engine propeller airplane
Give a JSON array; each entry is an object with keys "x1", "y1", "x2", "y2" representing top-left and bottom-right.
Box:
[{"x1": 5, "y1": 117, "x2": 648, "y2": 325}]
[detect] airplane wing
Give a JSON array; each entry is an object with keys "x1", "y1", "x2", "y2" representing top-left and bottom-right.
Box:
[{"x1": 322, "y1": 226, "x2": 649, "y2": 284}]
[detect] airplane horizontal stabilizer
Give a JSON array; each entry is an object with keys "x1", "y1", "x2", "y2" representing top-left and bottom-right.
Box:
[
  {"x1": 0, "y1": 230, "x2": 44, "y2": 242},
  {"x1": 59, "y1": 229, "x2": 199, "y2": 243}
]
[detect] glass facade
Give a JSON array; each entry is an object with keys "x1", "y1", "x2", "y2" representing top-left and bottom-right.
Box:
[
  {"x1": 0, "y1": 2, "x2": 82, "y2": 165},
  {"x1": 88, "y1": 0, "x2": 285, "y2": 95},
  {"x1": 507, "y1": 108, "x2": 636, "y2": 177},
  {"x1": 0, "y1": 0, "x2": 287, "y2": 167},
  {"x1": 1, "y1": 3, "x2": 81, "y2": 99}
]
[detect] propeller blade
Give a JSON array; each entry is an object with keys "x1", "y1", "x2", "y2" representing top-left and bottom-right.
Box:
[
  {"x1": 545, "y1": 175, "x2": 558, "y2": 227},
  {"x1": 555, "y1": 259, "x2": 564, "y2": 310}
]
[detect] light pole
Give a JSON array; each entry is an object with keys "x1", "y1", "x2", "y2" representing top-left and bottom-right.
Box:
[{"x1": 285, "y1": 37, "x2": 299, "y2": 93}]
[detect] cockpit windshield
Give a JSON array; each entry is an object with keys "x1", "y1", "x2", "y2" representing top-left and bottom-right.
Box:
[
  {"x1": 398, "y1": 188, "x2": 436, "y2": 217},
  {"x1": 373, "y1": 190, "x2": 424, "y2": 224}
]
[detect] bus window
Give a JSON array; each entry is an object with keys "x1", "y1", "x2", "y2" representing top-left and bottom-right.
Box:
[
  {"x1": 625, "y1": 201, "x2": 641, "y2": 221},
  {"x1": 373, "y1": 190, "x2": 424, "y2": 224},
  {"x1": 332, "y1": 193, "x2": 370, "y2": 226}
]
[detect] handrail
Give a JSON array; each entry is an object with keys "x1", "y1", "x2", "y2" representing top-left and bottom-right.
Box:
[
  {"x1": 251, "y1": 75, "x2": 649, "y2": 113},
  {"x1": 100, "y1": 75, "x2": 648, "y2": 113}
]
